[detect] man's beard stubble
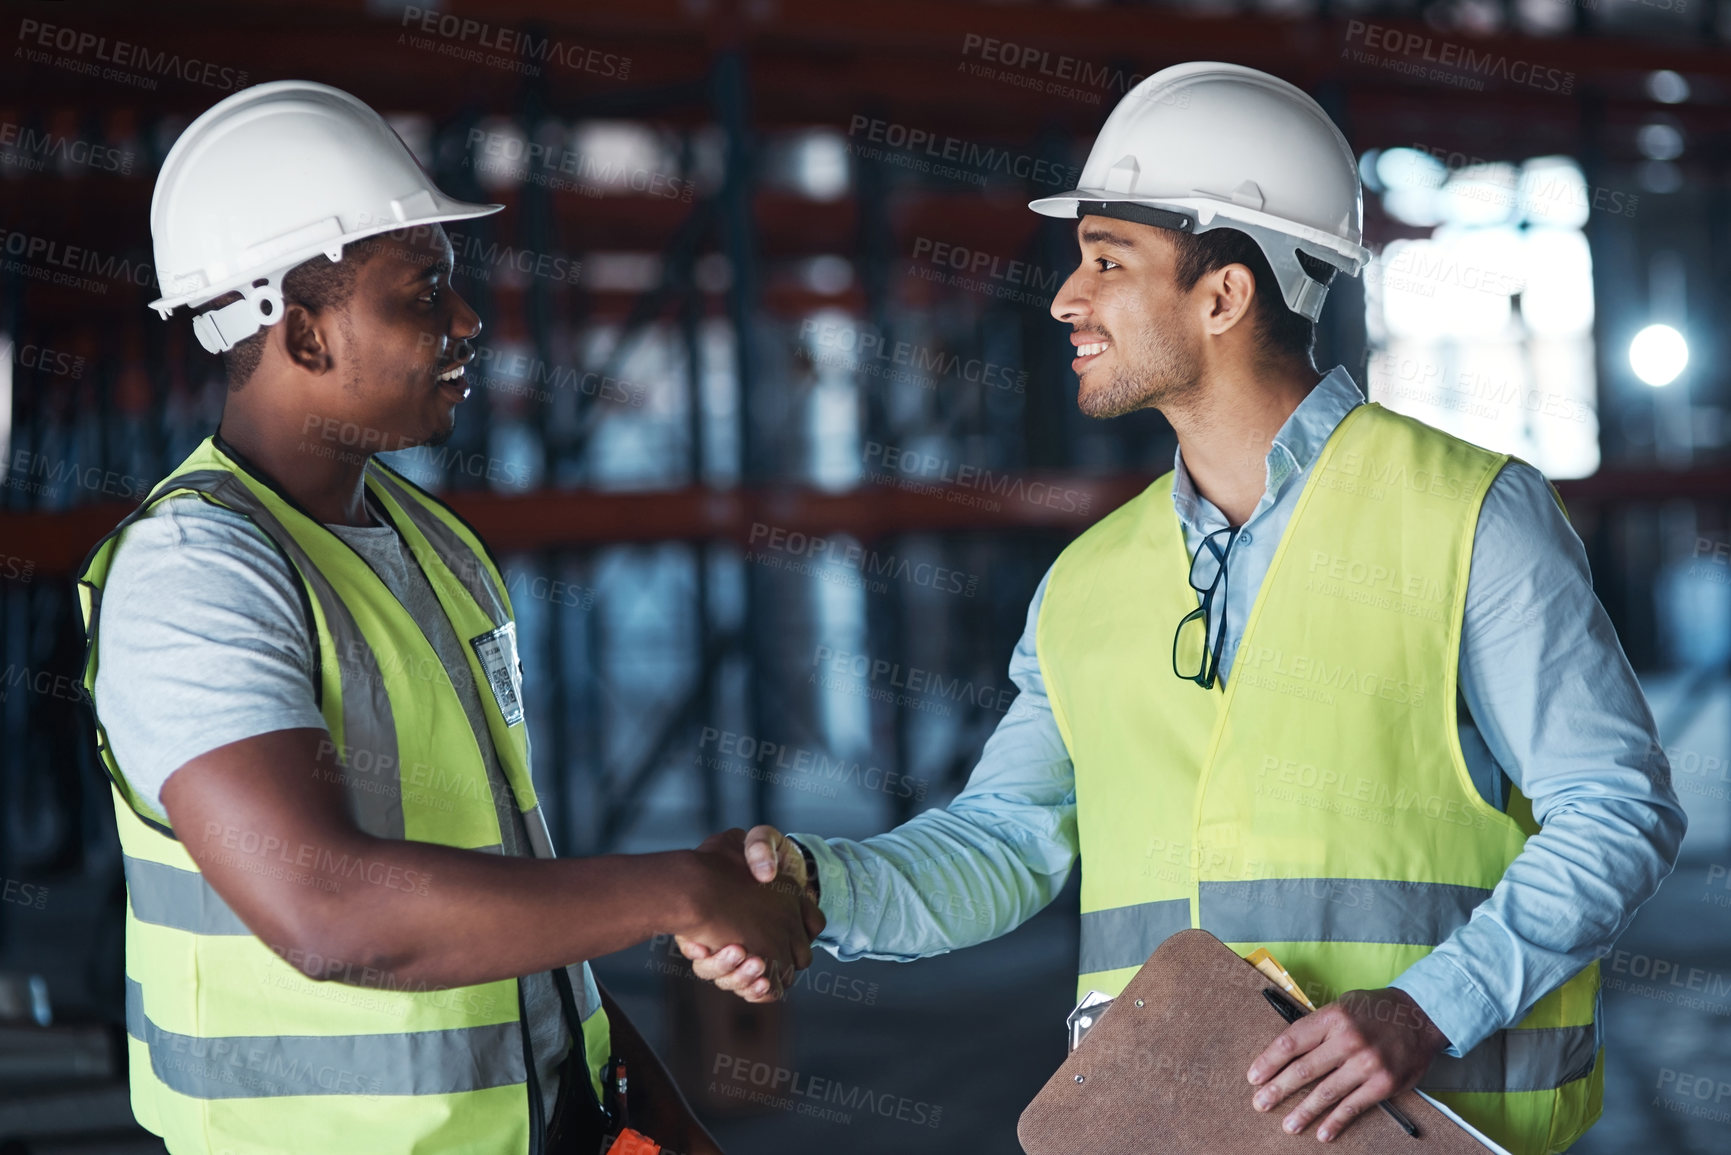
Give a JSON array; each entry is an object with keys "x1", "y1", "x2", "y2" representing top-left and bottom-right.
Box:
[{"x1": 1075, "y1": 322, "x2": 1200, "y2": 420}]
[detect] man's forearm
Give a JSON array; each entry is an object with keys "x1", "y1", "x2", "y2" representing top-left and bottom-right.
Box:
[
  {"x1": 794, "y1": 800, "x2": 1074, "y2": 962},
  {"x1": 167, "y1": 729, "x2": 812, "y2": 994},
  {"x1": 1389, "y1": 792, "x2": 1683, "y2": 1057},
  {"x1": 236, "y1": 831, "x2": 706, "y2": 989}
]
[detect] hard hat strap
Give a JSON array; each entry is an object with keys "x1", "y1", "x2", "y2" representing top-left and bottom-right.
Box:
[
  {"x1": 1074, "y1": 199, "x2": 1341, "y2": 321},
  {"x1": 190, "y1": 270, "x2": 286, "y2": 355},
  {"x1": 1074, "y1": 200, "x2": 1194, "y2": 235}
]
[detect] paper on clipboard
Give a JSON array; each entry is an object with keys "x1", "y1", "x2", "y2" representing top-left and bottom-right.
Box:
[{"x1": 1414, "y1": 1091, "x2": 1515, "y2": 1154}]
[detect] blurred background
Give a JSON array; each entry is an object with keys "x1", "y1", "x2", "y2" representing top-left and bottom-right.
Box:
[{"x1": 0, "y1": 0, "x2": 1728, "y2": 1150}]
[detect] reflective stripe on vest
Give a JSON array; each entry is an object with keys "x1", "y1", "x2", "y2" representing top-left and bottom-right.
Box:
[
  {"x1": 1039, "y1": 402, "x2": 1603, "y2": 1155},
  {"x1": 1082, "y1": 878, "x2": 1493, "y2": 973},
  {"x1": 79, "y1": 438, "x2": 611, "y2": 1155},
  {"x1": 122, "y1": 846, "x2": 504, "y2": 936},
  {"x1": 126, "y1": 978, "x2": 526, "y2": 1099}
]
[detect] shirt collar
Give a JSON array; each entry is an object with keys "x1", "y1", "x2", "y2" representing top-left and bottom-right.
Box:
[{"x1": 1171, "y1": 365, "x2": 1366, "y2": 533}]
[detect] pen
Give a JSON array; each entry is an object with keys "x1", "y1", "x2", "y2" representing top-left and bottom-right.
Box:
[
  {"x1": 613, "y1": 1057, "x2": 630, "y2": 1131},
  {"x1": 1261, "y1": 988, "x2": 1420, "y2": 1139}
]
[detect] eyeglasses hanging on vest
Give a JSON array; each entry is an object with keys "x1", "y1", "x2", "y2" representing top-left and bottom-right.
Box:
[{"x1": 1172, "y1": 524, "x2": 1241, "y2": 689}]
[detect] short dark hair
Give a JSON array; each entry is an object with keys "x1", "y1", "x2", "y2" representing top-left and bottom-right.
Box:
[
  {"x1": 207, "y1": 244, "x2": 370, "y2": 391},
  {"x1": 1167, "y1": 227, "x2": 1327, "y2": 366}
]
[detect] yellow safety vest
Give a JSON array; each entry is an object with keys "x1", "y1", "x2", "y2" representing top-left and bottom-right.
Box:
[
  {"x1": 77, "y1": 436, "x2": 611, "y2": 1155},
  {"x1": 1037, "y1": 402, "x2": 1602, "y2": 1154}
]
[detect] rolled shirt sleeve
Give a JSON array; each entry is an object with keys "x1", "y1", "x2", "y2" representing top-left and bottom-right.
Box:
[
  {"x1": 92, "y1": 495, "x2": 327, "y2": 820},
  {"x1": 1388, "y1": 461, "x2": 1688, "y2": 1057},
  {"x1": 793, "y1": 569, "x2": 1079, "y2": 963}
]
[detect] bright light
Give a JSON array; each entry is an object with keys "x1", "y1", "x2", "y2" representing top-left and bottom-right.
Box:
[
  {"x1": 1647, "y1": 70, "x2": 1690, "y2": 105},
  {"x1": 1630, "y1": 324, "x2": 1688, "y2": 387},
  {"x1": 1521, "y1": 229, "x2": 1595, "y2": 336},
  {"x1": 1374, "y1": 148, "x2": 1447, "y2": 227},
  {"x1": 1637, "y1": 123, "x2": 1684, "y2": 162},
  {"x1": 1375, "y1": 147, "x2": 1446, "y2": 191},
  {"x1": 1441, "y1": 163, "x2": 1519, "y2": 228}
]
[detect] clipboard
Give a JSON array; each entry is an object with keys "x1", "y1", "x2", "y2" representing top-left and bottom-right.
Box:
[{"x1": 1019, "y1": 929, "x2": 1498, "y2": 1153}]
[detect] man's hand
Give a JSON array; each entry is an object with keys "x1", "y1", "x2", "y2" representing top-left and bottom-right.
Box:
[
  {"x1": 676, "y1": 828, "x2": 821, "y2": 1000},
  {"x1": 1245, "y1": 987, "x2": 1450, "y2": 1142},
  {"x1": 676, "y1": 825, "x2": 822, "y2": 1003}
]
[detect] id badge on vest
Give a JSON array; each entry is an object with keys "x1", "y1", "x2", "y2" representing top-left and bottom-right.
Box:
[{"x1": 470, "y1": 622, "x2": 526, "y2": 727}]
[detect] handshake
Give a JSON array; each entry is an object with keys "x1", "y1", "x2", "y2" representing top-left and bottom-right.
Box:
[{"x1": 677, "y1": 825, "x2": 821, "y2": 1003}]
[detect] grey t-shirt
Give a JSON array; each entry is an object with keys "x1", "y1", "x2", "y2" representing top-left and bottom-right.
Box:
[{"x1": 94, "y1": 491, "x2": 571, "y2": 1121}]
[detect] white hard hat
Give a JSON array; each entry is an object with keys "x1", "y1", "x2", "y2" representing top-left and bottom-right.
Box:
[
  {"x1": 148, "y1": 79, "x2": 503, "y2": 354},
  {"x1": 1030, "y1": 62, "x2": 1370, "y2": 322}
]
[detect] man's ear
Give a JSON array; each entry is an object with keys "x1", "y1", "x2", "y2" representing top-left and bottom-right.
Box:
[
  {"x1": 280, "y1": 302, "x2": 335, "y2": 375},
  {"x1": 1203, "y1": 262, "x2": 1258, "y2": 337}
]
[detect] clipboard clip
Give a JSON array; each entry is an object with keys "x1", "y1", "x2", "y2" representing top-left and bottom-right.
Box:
[{"x1": 1067, "y1": 990, "x2": 1115, "y2": 1053}]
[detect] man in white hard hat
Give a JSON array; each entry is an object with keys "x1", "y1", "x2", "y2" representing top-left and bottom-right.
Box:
[
  {"x1": 78, "y1": 80, "x2": 820, "y2": 1155},
  {"x1": 681, "y1": 62, "x2": 1683, "y2": 1151}
]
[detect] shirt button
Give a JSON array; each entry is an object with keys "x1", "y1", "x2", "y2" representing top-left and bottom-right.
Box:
[{"x1": 1239, "y1": 531, "x2": 1253, "y2": 545}]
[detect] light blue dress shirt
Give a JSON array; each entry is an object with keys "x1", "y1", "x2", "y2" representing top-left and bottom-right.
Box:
[{"x1": 794, "y1": 366, "x2": 1686, "y2": 1059}]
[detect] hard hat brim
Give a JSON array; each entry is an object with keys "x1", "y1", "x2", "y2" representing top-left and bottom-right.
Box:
[
  {"x1": 148, "y1": 197, "x2": 506, "y2": 314},
  {"x1": 1029, "y1": 189, "x2": 1369, "y2": 275}
]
